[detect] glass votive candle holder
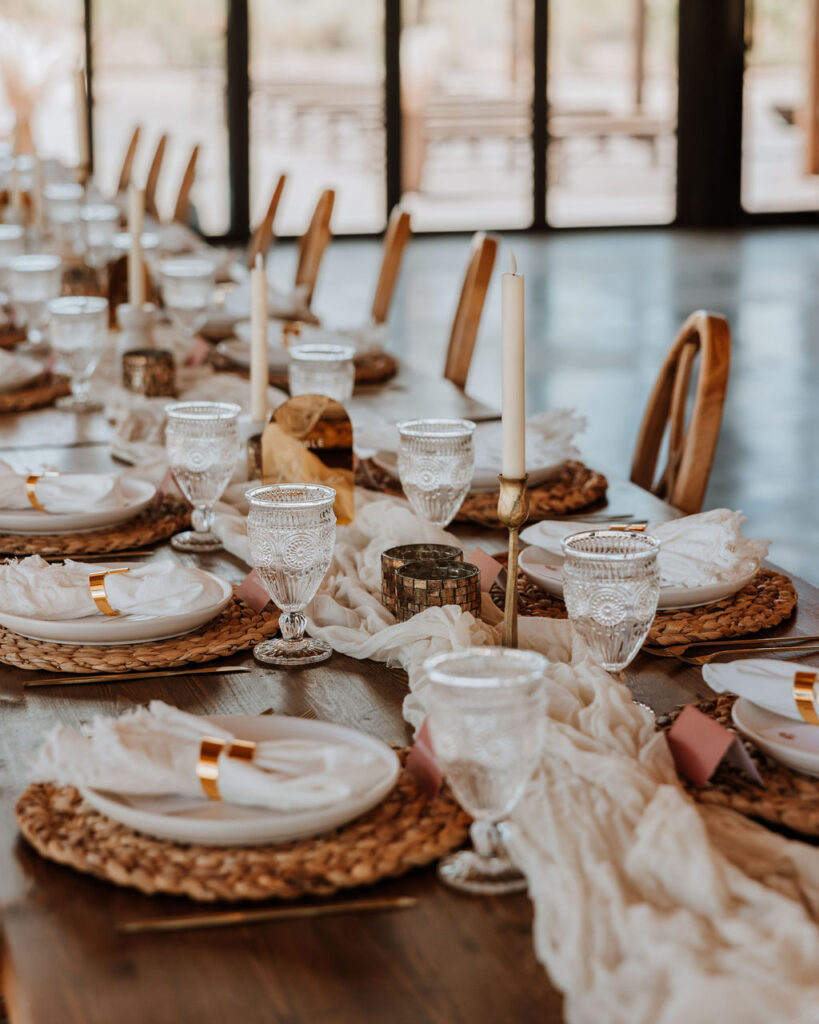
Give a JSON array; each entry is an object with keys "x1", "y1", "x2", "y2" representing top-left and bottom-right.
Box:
[
  {"x1": 122, "y1": 348, "x2": 176, "y2": 397},
  {"x1": 289, "y1": 343, "x2": 356, "y2": 403},
  {"x1": 394, "y1": 559, "x2": 481, "y2": 622},
  {"x1": 381, "y1": 543, "x2": 463, "y2": 615}
]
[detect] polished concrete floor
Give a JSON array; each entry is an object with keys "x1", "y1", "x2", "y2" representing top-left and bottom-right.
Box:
[{"x1": 271, "y1": 226, "x2": 819, "y2": 584}]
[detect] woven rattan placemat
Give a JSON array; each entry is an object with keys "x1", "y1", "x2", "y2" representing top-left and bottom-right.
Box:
[
  {"x1": 358, "y1": 459, "x2": 609, "y2": 527},
  {"x1": 15, "y1": 753, "x2": 471, "y2": 902},
  {"x1": 0, "y1": 496, "x2": 190, "y2": 557},
  {"x1": 490, "y1": 567, "x2": 797, "y2": 646},
  {"x1": 659, "y1": 695, "x2": 819, "y2": 837},
  {"x1": 0, "y1": 374, "x2": 71, "y2": 414},
  {"x1": 0, "y1": 593, "x2": 279, "y2": 673}
]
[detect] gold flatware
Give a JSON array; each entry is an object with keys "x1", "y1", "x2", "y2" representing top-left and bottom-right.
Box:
[
  {"x1": 24, "y1": 665, "x2": 251, "y2": 688},
  {"x1": 647, "y1": 642, "x2": 819, "y2": 667},
  {"x1": 646, "y1": 634, "x2": 819, "y2": 658},
  {"x1": 34, "y1": 550, "x2": 160, "y2": 563},
  {"x1": 117, "y1": 895, "x2": 419, "y2": 935},
  {"x1": 258, "y1": 706, "x2": 317, "y2": 720}
]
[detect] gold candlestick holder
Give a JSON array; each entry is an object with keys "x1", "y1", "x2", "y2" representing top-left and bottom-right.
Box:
[{"x1": 497, "y1": 474, "x2": 530, "y2": 647}]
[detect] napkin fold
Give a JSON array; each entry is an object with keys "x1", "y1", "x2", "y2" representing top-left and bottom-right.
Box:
[
  {"x1": 0, "y1": 459, "x2": 126, "y2": 513},
  {"x1": 0, "y1": 556, "x2": 212, "y2": 620},
  {"x1": 703, "y1": 659, "x2": 815, "y2": 722},
  {"x1": 30, "y1": 700, "x2": 379, "y2": 812},
  {"x1": 0, "y1": 348, "x2": 44, "y2": 393},
  {"x1": 521, "y1": 509, "x2": 769, "y2": 588}
]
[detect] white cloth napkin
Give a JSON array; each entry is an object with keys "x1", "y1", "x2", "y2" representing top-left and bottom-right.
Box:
[
  {"x1": 703, "y1": 659, "x2": 815, "y2": 721},
  {"x1": 0, "y1": 348, "x2": 43, "y2": 393},
  {"x1": 0, "y1": 459, "x2": 126, "y2": 513},
  {"x1": 0, "y1": 555, "x2": 212, "y2": 620},
  {"x1": 521, "y1": 509, "x2": 769, "y2": 588},
  {"x1": 30, "y1": 700, "x2": 379, "y2": 812}
]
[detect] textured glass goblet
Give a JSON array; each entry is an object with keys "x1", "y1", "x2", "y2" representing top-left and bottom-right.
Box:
[
  {"x1": 288, "y1": 344, "x2": 356, "y2": 403},
  {"x1": 561, "y1": 530, "x2": 661, "y2": 672},
  {"x1": 397, "y1": 418, "x2": 475, "y2": 527},
  {"x1": 9, "y1": 254, "x2": 63, "y2": 349},
  {"x1": 81, "y1": 203, "x2": 120, "y2": 270},
  {"x1": 165, "y1": 401, "x2": 241, "y2": 552},
  {"x1": 47, "y1": 295, "x2": 109, "y2": 412},
  {"x1": 160, "y1": 258, "x2": 214, "y2": 345},
  {"x1": 0, "y1": 224, "x2": 25, "y2": 303},
  {"x1": 246, "y1": 484, "x2": 337, "y2": 667},
  {"x1": 424, "y1": 647, "x2": 548, "y2": 895},
  {"x1": 45, "y1": 182, "x2": 84, "y2": 251}
]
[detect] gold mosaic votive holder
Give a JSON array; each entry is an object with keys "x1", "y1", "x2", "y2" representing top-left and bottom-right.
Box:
[
  {"x1": 393, "y1": 559, "x2": 481, "y2": 623},
  {"x1": 122, "y1": 348, "x2": 176, "y2": 398},
  {"x1": 381, "y1": 543, "x2": 462, "y2": 615}
]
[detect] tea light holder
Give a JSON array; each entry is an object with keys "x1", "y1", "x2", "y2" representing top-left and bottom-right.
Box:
[
  {"x1": 122, "y1": 348, "x2": 176, "y2": 397},
  {"x1": 497, "y1": 474, "x2": 530, "y2": 648},
  {"x1": 381, "y1": 543, "x2": 463, "y2": 615},
  {"x1": 393, "y1": 559, "x2": 480, "y2": 623}
]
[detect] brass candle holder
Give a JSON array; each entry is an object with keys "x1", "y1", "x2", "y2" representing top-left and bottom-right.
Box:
[{"x1": 497, "y1": 474, "x2": 530, "y2": 647}]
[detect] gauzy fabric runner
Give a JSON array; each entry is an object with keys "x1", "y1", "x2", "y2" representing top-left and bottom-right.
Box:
[{"x1": 214, "y1": 491, "x2": 819, "y2": 1023}]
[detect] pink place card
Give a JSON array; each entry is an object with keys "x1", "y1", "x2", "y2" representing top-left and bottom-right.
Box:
[
  {"x1": 158, "y1": 467, "x2": 179, "y2": 497},
  {"x1": 666, "y1": 705, "x2": 762, "y2": 788},
  {"x1": 464, "y1": 547, "x2": 505, "y2": 592},
  {"x1": 405, "y1": 717, "x2": 443, "y2": 797},
  {"x1": 234, "y1": 569, "x2": 271, "y2": 613},
  {"x1": 184, "y1": 336, "x2": 211, "y2": 367}
]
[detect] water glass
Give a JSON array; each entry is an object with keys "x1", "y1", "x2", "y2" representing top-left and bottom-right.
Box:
[
  {"x1": 45, "y1": 182, "x2": 84, "y2": 250},
  {"x1": 423, "y1": 647, "x2": 548, "y2": 895},
  {"x1": 165, "y1": 401, "x2": 241, "y2": 552},
  {"x1": 561, "y1": 530, "x2": 661, "y2": 672},
  {"x1": 160, "y1": 258, "x2": 214, "y2": 343},
  {"x1": 47, "y1": 296, "x2": 109, "y2": 412},
  {"x1": 397, "y1": 418, "x2": 475, "y2": 527},
  {"x1": 245, "y1": 484, "x2": 337, "y2": 667},
  {"x1": 9, "y1": 254, "x2": 62, "y2": 346},
  {"x1": 0, "y1": 224, "x2": 25, "y2": 303},
  {"x1": 81, "y1": 203, "x2": 120, "y2": 269},
  {"x1": 288, "y1": 344, "x2": 356, "y2": 403}
]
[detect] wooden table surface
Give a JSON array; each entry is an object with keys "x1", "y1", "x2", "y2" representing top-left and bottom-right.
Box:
[{"x1": 1, "y1": 370, "x2": 818, "y2": 1024}]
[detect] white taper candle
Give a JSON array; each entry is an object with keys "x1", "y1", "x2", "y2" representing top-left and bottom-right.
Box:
[
  {"x1": 250, "y1": 252, "x2": 269, "y2": 424},
  {"x1": 501, "y1": 251, "x2": 526, "y2": 479},
  {"x1": 127, "y1": 186, "x2": 145, "y2": 308}
]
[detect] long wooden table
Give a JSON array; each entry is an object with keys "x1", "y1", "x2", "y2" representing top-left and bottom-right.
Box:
[{"x1": 1, "y1": 373, "x2": 818, "y2": 1024}]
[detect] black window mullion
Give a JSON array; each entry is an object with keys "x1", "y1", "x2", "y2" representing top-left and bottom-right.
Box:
[
  {"x1": 226, "y1": 0, "x2": 250, "y2": 241},
  {"x1": 84, "y1": 0, "x2": 94, "y2": 175},
  {"x1": 532, "y1": 0, "x2": 548, "y2": 229},
  {"x1": 385, "y1": 0, "x2": 402, "y2": 216}
]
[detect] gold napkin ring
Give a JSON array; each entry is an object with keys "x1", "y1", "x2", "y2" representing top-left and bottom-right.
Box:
[
  {"x1": 196, "y1": 736, "x2": 257, "y2": 800},
  {"x1": 793, "y1": 671, "x2": 819, "y2": 725},
  {"x1": 610, "y1": 523, "x2": 647, "y2": 532},
  {"x1": 88, "y1": 567, "x2": 131, "y2": 616},
  {"x1": 25, "y1": 474, "x2": 46, "y2": 512}
]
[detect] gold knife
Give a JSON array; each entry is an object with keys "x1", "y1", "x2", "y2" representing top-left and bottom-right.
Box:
[{"x1": 24, "y1": 665, "x2": 251, "y2": 688}]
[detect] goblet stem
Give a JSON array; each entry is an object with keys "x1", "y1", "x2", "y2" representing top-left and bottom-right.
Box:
[
  {"x1": 279, "y1": 611, "x2": 307, "y2": 642},
  {"x1": 191, "y1": 504, "x2": 215, "y2": 534},
  {"x1": 436, "y1": 818, "x2": 528, "y2": 895}
]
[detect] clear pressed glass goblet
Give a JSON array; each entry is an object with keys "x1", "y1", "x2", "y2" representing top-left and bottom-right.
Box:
[
  {"x1": 81, "y1": 203, "x2": 120, "y2": 271},
  {"x1": 0, "y1": 224, "x2": 25, "y2": 305},
  {"x1": 424, "y1": 647, "x2": 548, "y2": 895},
  {"x1": 165, "y1": 401, "x2": 241, "y2": 552},
  {"x1": 9, "y1": 254, "x2": 63, "y2": 350},
  {"x1": 47, "y1": 295, "x2": 109, "y2": 412},
  {"x1": 160, "y1": 258, "x2": 214, "y2": 347},
  {"x1": 288, "y1": 343, "x2": 356, "y2": 403},
  {"x1": 245, "y1": 484, "x2": 337, "y2": 667},
  {"x1": 561, "y1": 530, "x2": 661, "y2": 672},
  {"x1": 397, "y1": 418, "x2": 475, "y2": 527},
  {"x1": 44, "y1": 182, "x2": 84, "y2": 252}
]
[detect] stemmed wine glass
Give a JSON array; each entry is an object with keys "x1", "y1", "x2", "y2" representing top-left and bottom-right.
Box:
[
  {"x1": 81, "y1": 203, "x2": 120, "y2": 275},
  {"x1": 423, "y1": 647, "x2": 548, "y2": 895},
  {"x1": 0, "y1": 224, "x2": 25, "y2": 306},
  {"x1": 160, "y1": 258, "x2": 214, "y2": 354},
  {"x1": 47, "y1": 295, "x2": 109, "y2": 412},
  {"x1": 165, "y1": 401, "x2": 241, "y2": 552},
  {"x1": 9, "y1": 254, "x2": 63, "y2": 352},
  {"x1": 44, "y1": 182, "x2": 84, "y2": 252},
  {"x1": 397, "y1": 418, "x2": 476, "y2": 527},
  {"x1": 245, "y1": 484, "x2": 337, "y2": 666}
]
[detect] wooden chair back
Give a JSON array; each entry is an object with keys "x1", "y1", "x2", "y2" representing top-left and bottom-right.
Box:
[
  {"x1": 172, "y1": 144, "x2": 199, "y2": 224},
  {"x1": 143, "y1": 134, "x2": 167, "y2": 219},
  {"x1": 369, "y1": 207, "x2": 411, "y2": 324},
  {"x1": 294, "y1": 189, "x2": 335, "y2": 304},
  {"x1": 116, "y1": 126, "x2": 141, "y2": 194},
  {"x1": 630, "y1": 310, "x2": 731, "y2": 514},
  {"x1": 444, "y1": 232, "x2": 498, "y2": 389},
  {"x1": 246, "y1": 174, "x2": 287, "y2": 269}
]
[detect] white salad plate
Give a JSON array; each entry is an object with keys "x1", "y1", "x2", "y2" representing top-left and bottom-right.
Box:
[
  {"x1": 731, "y1": 698, "x2": 819, "y2": 779},
  {"x1": 80, "y1": 714, "x2": 401, "y2": 846},
  {"x1": 0, "y1": 477, "x2": 157, "y2": 535},
  {"x1": 518, "y1": 543, "x2": 758, "y2": 611},
  {"x1": 0, "y1": 569, "x2": 232, "y2": 645}
]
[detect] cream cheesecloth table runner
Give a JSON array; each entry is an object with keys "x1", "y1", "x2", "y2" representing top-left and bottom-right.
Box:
[{"x1": 216, "y1": 491, "x2": 819, "y2": 1024}]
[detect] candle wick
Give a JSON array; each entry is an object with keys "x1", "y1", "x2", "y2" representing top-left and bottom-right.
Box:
[{"x1": 509, "y1": 251, "x2": 517, "y2": 276}]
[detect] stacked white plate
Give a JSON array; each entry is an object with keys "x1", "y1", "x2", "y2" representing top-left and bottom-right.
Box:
[{"x1": 0, "y1": 478, "x2": 157, "y2": 536}]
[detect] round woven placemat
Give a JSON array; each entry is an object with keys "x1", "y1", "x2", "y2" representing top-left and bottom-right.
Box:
[
  {"x1": 490, "y1": 567, "x2": 797, "y2": 646},
  {"x1": 15, "y1": 752, "x2": 471, "y2": 901},
  {"x1": 0, "y1": 496, "x2": 190, "y2": 557},
  {"x1": 0, "y1": 592, "x2": 280, "y2": 673},
  {"x1": 0, "y1": 323, "x2": 26, "y2": 349},
  {"x1": 0, "y1": 374, "x2": 71, "y2": 414},
  {"x1": 658, "y1": 695, "x2": 819, "y2": 837},
  {"x1": 357, "y1": 458, "x2": 608, "y2": 527}
]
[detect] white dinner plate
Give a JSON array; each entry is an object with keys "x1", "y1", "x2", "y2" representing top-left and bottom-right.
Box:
[
  {"x1": 0, "y1": 568, "x2": 232, "y2": 645},
  {"x1": 518, "y1": 543, "x2": 758, "y2": 611},
  {"x1": 80, "y1": 714, "x2": 401, "y2": 845},
  {"x1": 732, "y1": 698, "x2": 819, "y2": 779},
  {"x1": 370, "y1": 450, "x2": 564, "y2": 495},
  {"x1": 0, "y1": 477, "x2": 157, "y2": 535}
]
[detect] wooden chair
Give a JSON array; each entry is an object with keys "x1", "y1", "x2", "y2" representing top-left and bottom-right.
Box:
[
  {"x1": 630, "y1": 310, "x2": 731, "y2": 515},
  {"x1": 172, "y1": 144, "x2": 199, "y2": 224},
  {"x1": 246, "y1": 174, "x2": 287, "y2": 269},
  {"x1": 294, "y1": 189, "x2": 335, "y2": 306},
  {"x1": 443, "y1": 232, "x2": 498, "y2": 389},
  {"x1": 116, "y1": 126, "x2": 141, "y2": 194},
  {"x1": 369, "y1": 206, "x2": 412, "y2": 324},
  {"x1": 143, "y1": 134, "x2": 167, "y2": 219}
]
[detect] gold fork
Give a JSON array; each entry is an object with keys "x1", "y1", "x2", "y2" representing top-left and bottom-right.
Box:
[
  {"x1": 645, "y1": 634, "x2": 819, "y2": 658},
  {"x1": 647, "y1": 642, "x2": 819, "y2": 667}
]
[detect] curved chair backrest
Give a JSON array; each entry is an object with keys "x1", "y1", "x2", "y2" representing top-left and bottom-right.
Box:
[
  {"x1": 172, "y1": 144, "x2": 200, "y2": 224},
  {"x1": 143, "y1": 134, "x2": 167, "y2": 219},
  {"x1": 294, "y1": 189, "x2": 335, "y2": 305},
  {"x1": 630, "y1": 310, "x2": 731, "y2": 514},
  {"x1": 116, "y1": 126, "x2": 141, "y2": 194},
  {"x1": 246, "y1": 174, "x2": 287, "y2": 270},
  {"x1": 369, "y1": 206, "x2": 412, "y2": 324},
  {"x1": 443, "y1": 231, "x2": 498, "y2": 390}
]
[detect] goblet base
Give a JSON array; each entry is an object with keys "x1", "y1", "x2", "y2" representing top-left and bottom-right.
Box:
[
  {"x1": 253, "y1": 636, "x2": 332, "y2": 667},
  {"x1": 55, "y1": 395, "x2": 103, "y2": 413},
  {"x1": 170, "y1": 530, "x2": 224, "y2": 553},
  {"x1": 436, "y1": 849, "x2": 528, "y2": 896}
]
